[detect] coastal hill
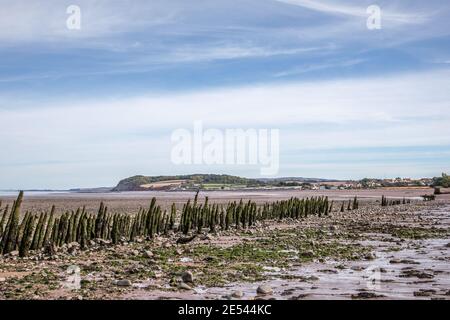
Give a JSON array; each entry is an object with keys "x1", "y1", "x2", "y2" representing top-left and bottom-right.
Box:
[
  {"x1": 112, "y1": 174, "x2": 333, "y2": 191},
  {"x1": 112, "y1": 174, "x2": 440, "y2": 192}
]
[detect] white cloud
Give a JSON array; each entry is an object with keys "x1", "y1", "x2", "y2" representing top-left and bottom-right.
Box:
[
  {"x1": 275, "y1": 0, "x2": 431, "y2": 24},
  {"x1": 1, "y1": 69, "x2": 449, "y2": 188}
]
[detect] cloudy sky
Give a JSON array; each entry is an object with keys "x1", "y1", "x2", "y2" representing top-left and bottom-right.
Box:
[{"x1": 0, "y1": 0, "x2": 449, "y2": 189}]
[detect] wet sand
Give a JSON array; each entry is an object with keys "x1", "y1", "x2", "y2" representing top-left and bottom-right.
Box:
[
  {"x1": 0, "y1": 188, "x2": 436, "y2": 215},
  {"x1": 0, "y1": 190, "x2": 449, "y2": 300}
]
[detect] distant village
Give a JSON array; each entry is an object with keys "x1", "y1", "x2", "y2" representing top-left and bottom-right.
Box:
[
  {"x1": 299, "y1": 177, "x2": 434, "y2": 191},
  {"x1": 175, "y1": 177, "x2": 435, "y2": 191}
]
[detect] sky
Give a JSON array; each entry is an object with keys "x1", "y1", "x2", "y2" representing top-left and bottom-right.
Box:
[{"x1": 0, "y1": 0, "x2": 450, "y2": 189}]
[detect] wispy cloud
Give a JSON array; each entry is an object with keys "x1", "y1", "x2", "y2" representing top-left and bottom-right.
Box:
[
  {"x1": 273, "y1": 58, "x2": 365, "y2": 77},
  {"x1": 275, "y1": 0, "x2": 431, "y2": 24}
]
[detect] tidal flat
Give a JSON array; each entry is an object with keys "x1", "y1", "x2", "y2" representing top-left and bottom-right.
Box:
[{"x1": 0, "y1": 190, "x2": 449, "y2": 300}]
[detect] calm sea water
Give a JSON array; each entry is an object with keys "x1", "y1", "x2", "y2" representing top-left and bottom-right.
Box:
[{"x1": 0, "y1": 191, "x2": 70, "y2": 197}]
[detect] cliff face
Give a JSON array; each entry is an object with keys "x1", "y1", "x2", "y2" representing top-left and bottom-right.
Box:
[{"x1": 112, "y1": 176, "x2": 152, "y2": 191}]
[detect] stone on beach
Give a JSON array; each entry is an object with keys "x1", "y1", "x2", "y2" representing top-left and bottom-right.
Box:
[
  {"x1": 257, "y1": 285, "x2": 273, "y2": 295},
  {"x1": 181, "y1": 271, "x2": 194, "y2": 283},
  {"x1": 116, "y1": 279, "x2": 132, "y2": 287}
]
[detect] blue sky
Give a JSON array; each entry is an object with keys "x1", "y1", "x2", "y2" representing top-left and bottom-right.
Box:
[{"x1": 0, "y1": 0, "x2": 450, "y2": 189}]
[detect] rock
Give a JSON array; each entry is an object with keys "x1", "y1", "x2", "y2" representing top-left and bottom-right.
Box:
[
  {"x1": 80, "y1": 279, "x2": 90, "y2": 287},
  {"x1": 0, "y1": 277, "x2": 6, "y2": 282},
  {"x1": 389, "y1": 259, "x2": 402, "y2": 264},
  {"x1": 301, "y1": 250, "x2": 315, "y2": 258},
  {"x1": 200, "y1": 234, "x2": 212, "y2": 241},
  {"x1": 9, "y1": 250, "x2": 19, "y2": 257},
  {"x1": 445, "y1": 243, "x2": 450, "y2": 248},
  {"x1": 178, "y1": 282, "x2": 192, "y2": 290},
  {"x1": 181, "y1": 271, "x2": 194, "y2": 283},
  {"x1": 231, "y1": 290, "x2": 244, "y2": 298},
  {"x1": 351, "y1": 291, "x2": 383, "y2": 299},
  {"x1": 44, "y1": 243, "x2": 57, "y2": 256},
  {"x1": 176, "y1": 234, "x2": 197, "y2": 245},
  {"x1": 116, "y1": 279, "x2": 132, "y2": 287},
  {"x1": 131, "y1": 250, "x2": 139, "y2": 256},
  {"x1": 144, "y1": 250, "x2": 153, "y2": 258},
  {"x1": 97, "y1": 239, "x2": 110, "y2": 246},
  {"x1": 351, "y1": 266, "x2": 365, "y2": 271},
  {"x1": 256, "y1": 285, "x2": 273, "y2": 295},
  {"x1": 67, "y1": 242, "x2": 80, "y2": 254},
  {"x1": 400, "y1": 270, "x2": 434, "y2": 279},
  {"x1": 364, "y1": 253, "x2": 376, "y2": 261},
  {"x1": 414, "y1": 290, "x2": 435, "y2": 297},
  {"x1": 319, "y1": 269, "x2": 338, "y2": 274}
]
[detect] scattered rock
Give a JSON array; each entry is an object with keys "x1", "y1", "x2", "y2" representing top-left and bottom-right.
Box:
[
  {"x1": 0, "y1": 277, "x2": 6, "y2": 282},
  {"x1": 301, "y1": 250, "x2": 315, "y2": 258},
  {"x1": 67, "y1": 242, "x2": 80, "y2": 254},
  {"x1": 389, "y1": 258, "x2": 419, "y2": 265},
  {"x1": 144, "y1": 250, "x2": 153, "y2": 258},
  {"x1": 281, "y1": 289, "x2": 295, "y2": 296},
  {"x1": 318, "y1": 269, "x2": 338, "y2": 274},
  {"x1": 400, "y1": 270, "x2": 434, "y2": 279},
  {"x1": 364, "y1": 253, "x2": 376, "y2": 261},
  {"x1": 178, "y1": 282, "x2": 192, "y2": 290},
  {"x1": 231, "y1": 290, "x2": 244, "y2": 298},
  {"x1": 351, "y1": 266, "x2": 365, "y2": 271},
  {"x1": 116, "y1": 279, "x2": 132, "y2": 287},
  {"x1": 256, "y1": 285, "x2": 273, "y2": 295},
  {"x1": 176, "y1": 234, "x2": 197, "y2": 245},
  {"x1": 181, "y1": 271, "x2": 194, "y2": 283},
  {"x1": 414, "y1": 290, "x2": 435, "y2": 297},
  {"x1": 9, "y1": 251, "x2": 19, "y2": 257},
  {"x1": 289, "y1": 294, "x2": 309, "y2": 300},
  {"x1": 97, "y1": 239, "x2": 110, "y2": 246},
  {"x1": 351, "y1": 292, "x2": 383, "y2": 299}
]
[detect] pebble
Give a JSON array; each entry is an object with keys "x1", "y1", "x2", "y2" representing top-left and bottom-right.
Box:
[
  {"x1": 364, "y1": 253, "x2": 376, "y2": 260},
  {"x1": 414, "y1": 290, "x2": 435, "y2": 297},
  {"x1": 182, "y1": 271, "x2": 194, "y2": 283},
  {"x1": 301, "y1": 250, "x2": 315, "y2": 258},
  {"x1": 256, "y1": 285, "x2": 273, "y2": 295},
  {"x1": 231, "y1": 290, "x2": 244, "y2": 298},
  {"x1": 116, "y1": 279, "x2": 132, "y2": 287},
  {"x1": 144, "y1": 250, "x2": 153, "y2": 258},
  {"x1": 178, "y1": 282, "x2": 192, "y2": 290}
]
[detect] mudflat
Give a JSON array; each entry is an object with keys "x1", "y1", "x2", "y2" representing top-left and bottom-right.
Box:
[
  {"x1": 0, "y1": 189, "x2": 449, "y2": 300},
  {"x1": 0, "y1": 188, "x2": 436, "y2": 214}
]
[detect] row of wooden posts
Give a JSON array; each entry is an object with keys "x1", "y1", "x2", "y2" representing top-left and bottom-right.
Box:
[{"x1": 0, "y1": 191, "x2": 363, "y2": 257}]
